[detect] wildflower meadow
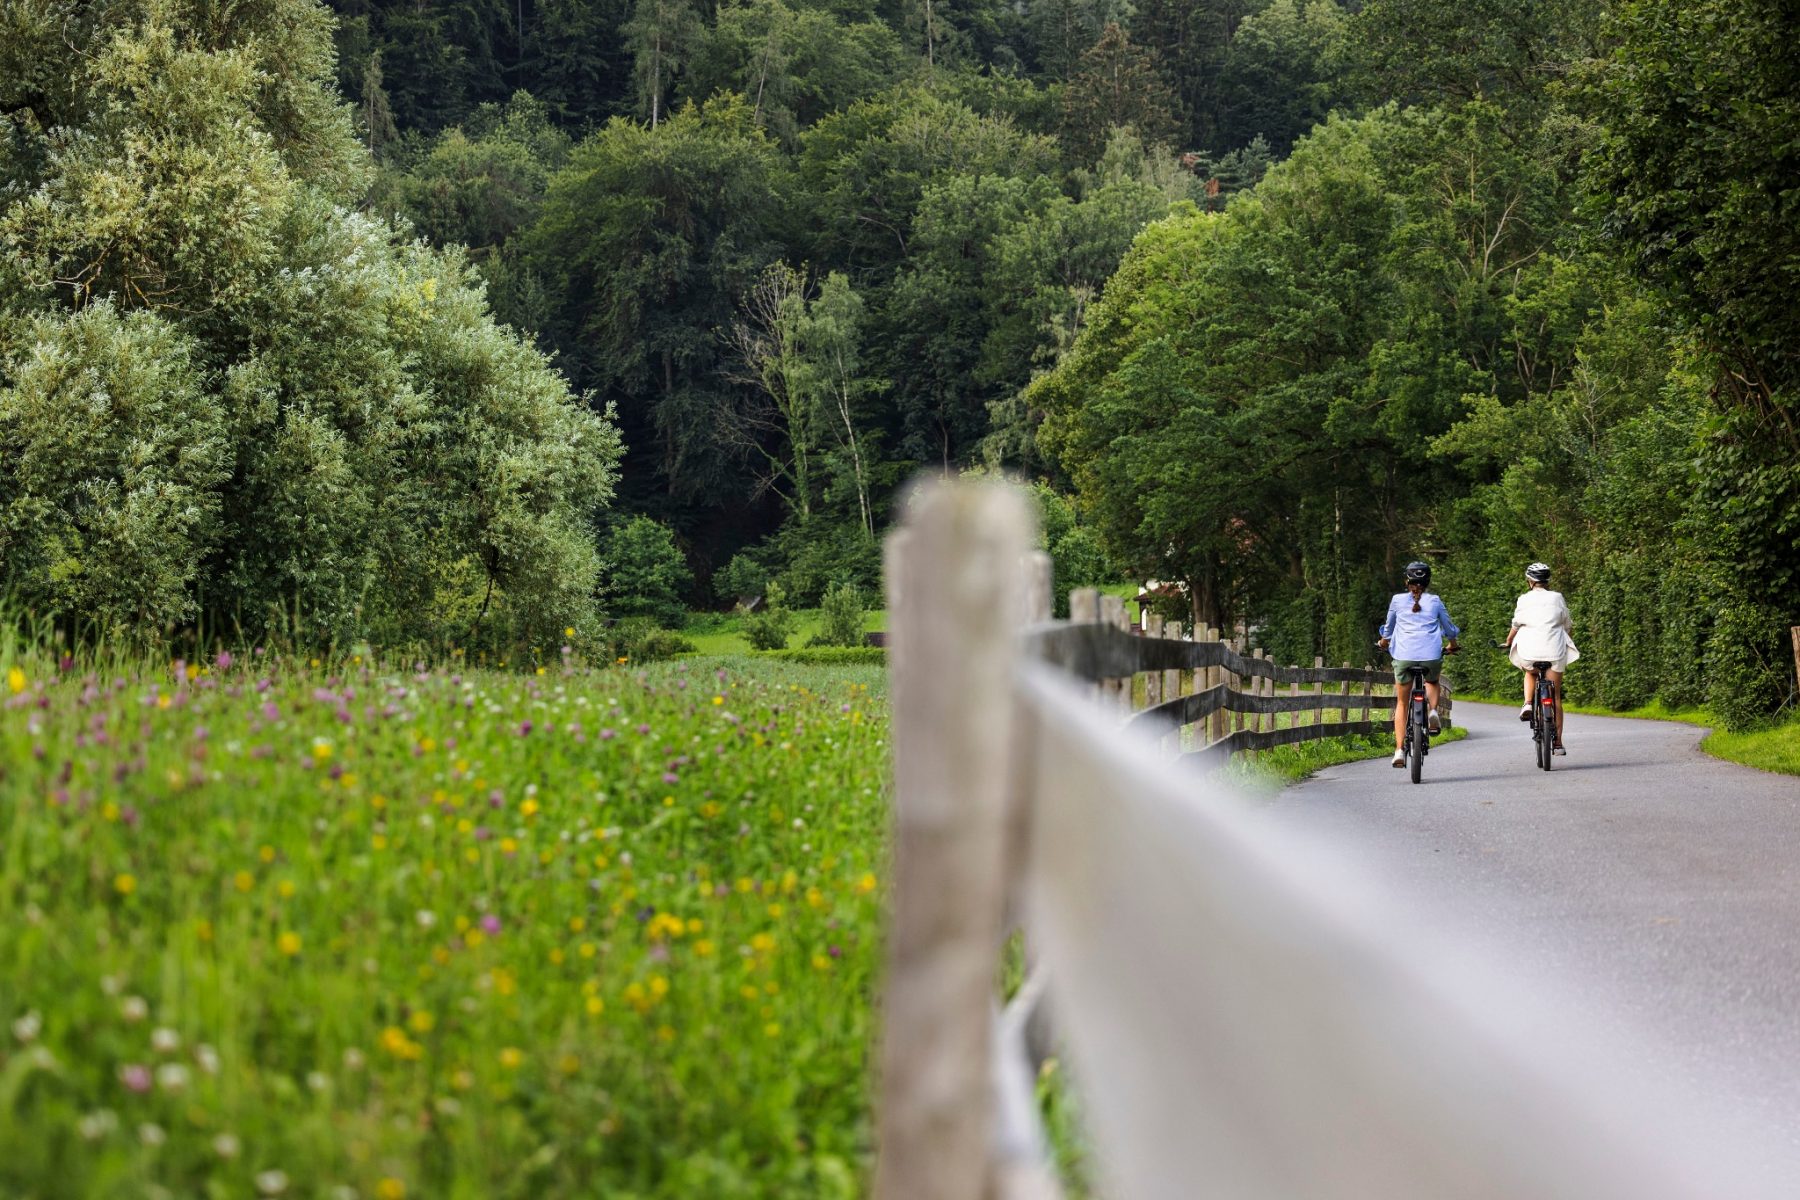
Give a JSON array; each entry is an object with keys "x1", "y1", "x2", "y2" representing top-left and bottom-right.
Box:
[{"x1": 0, "y1": 643, "x2": 889, "y2": 1199}]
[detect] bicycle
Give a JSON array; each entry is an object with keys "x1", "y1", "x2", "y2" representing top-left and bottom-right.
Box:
[
  {"x1": 1376, "y1": 645, "x2": 1435, "y2": 784},
  {"x1": 1497, "y1": 644, "x2": 1558, "y2": 771}
]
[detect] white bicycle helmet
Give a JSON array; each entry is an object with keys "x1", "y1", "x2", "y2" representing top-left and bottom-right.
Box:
[{"x1": 1524, "y1": 562, "x2": 1551, "y2": 584}]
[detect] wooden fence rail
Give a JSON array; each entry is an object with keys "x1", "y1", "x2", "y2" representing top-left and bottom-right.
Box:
[
  {"x1": 873, "y1": 477, "x2": 1772, "y2": 1200},
  {"x1": 1026, "y1": 587, "x2": 1420, "y2": 770}
]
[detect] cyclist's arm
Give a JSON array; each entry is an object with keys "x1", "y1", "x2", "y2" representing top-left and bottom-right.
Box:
[
  {"x1": 1437, "y1": 599, "x2": 1460, "y2": 649},
  {"x1": 1377, "y1": 596, "x2": 1398, "y2": 646}
]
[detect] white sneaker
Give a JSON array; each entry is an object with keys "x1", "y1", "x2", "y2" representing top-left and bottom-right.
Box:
[
  {"x1": 1519, "y1": 706, "x2": 1532, "y2": 722},
  {"x1": 1391, "y1": 752, "x2": 1406, "y2": 768},
  {"x1": 1427, "y1": 708, "x2": 1441, "y2": 734}
]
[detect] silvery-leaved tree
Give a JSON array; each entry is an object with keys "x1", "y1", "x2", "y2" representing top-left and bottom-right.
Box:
[{"x1": 0, "y1": 0, "x2": 622, "y2": 651}]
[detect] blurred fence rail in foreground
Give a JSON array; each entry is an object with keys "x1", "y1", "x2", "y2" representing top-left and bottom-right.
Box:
[{"x1": 872, "y1": 477, "x2": 1775, "y2": 1200}]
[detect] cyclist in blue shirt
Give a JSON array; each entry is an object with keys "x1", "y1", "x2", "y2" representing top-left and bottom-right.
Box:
[{"x1": 1377, "y1": 561, "x2": 1460, "y2": 768}]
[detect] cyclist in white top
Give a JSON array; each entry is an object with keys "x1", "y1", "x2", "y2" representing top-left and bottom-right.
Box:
[{"x1": 1503, "y1": 562, "x2": 1579, "y2": 755}]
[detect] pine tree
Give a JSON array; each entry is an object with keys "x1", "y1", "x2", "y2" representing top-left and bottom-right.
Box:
[
  {"x1": 1060, "y1": 24, "x2": 1182, "y2": 162},
  {"x1": 359, "y1": 50, "x2": 399, "y2": 160},
  {"x1": 623, "y1": 0, "x2": 701, "y2": 127}
]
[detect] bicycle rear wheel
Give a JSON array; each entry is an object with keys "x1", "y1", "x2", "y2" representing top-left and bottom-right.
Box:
[
  {"x1": 1409, "y1": 700, "x2": 1426, "y2": 783},
  {"x1": 1537, "y1": 694, "x2": 1554, "y2": 771}
]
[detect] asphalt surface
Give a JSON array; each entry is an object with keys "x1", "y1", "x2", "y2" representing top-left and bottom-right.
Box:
[{"x1": 1267, "y1": 700, "x2": 1800, "y2": 1170}]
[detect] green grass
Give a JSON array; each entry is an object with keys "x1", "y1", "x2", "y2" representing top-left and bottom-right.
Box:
[
  {"x1": 681, "y1": 609, "x2": 887, "y2": 656},
  {"x1": 0, "y1": 648, "x2": 890, "y2": 1198},
  {"x1": 1454, "y1": 688, "x2": 1798, "y2": 777},
  {"x1": 1702, "y1": 719, "x2": 1800, "y2": 776}
]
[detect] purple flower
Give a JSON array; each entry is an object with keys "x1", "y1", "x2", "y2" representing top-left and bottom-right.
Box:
[
  {"x1": 480, "y1": 914, "x2": 502, "y2": 935},
  {"x1": 635, "y1": 724, "x2": 651, "y2": 736},
  {"x1": 662, "y1": 772, "x2": 679, "y2": 785},
  {"x1": 600, "y1": 728, "x2": 617, "y2": 741},
  {"x1": 474, "y1": 826, "x2": 492, "y2": 841},
  {"x1": 120, "y1": 1064, "x2": 152, "y2": 1093},
  {"x1": 215, "y1": 651, "x2": 233, "y2": 671},
  {"x1": 517, "y1": 720, "x2": 533, "y2": 737}
]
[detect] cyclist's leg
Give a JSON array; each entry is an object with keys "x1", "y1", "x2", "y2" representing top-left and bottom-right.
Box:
[
  {"x1": 1522, "y1": 667, "x2": 1538, "y2": 719},
  {"x1": 1391, "y1": 688, "x2": 1407, "y2": 751},
  {"x1": 1547, "y1": 669, "x2": 1565, "y2": 745}
]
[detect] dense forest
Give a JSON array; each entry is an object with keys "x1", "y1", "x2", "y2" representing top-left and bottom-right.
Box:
[{"x1": 2, "y1": 0, "x2": 1795, "y2": 727}]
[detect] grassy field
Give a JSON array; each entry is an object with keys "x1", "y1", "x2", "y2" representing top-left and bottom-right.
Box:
[
  {"x1": 0, "y1": 647, "x2": 889, "y2": 1199},
  {"x1": 680, "y1": 610, "x2": 887, "y2": 656},
  {"x1": 1452, "y1": 688, "x2": 1799, "y2": 777}
]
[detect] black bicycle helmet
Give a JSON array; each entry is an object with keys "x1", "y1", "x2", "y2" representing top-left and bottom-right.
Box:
[
  {"x1": 1525, "y1": 561, "x2": 1551, "y2": 584},
  {"x1": 1403, "y1": 560, "x2": 1431, "y2": 587}
]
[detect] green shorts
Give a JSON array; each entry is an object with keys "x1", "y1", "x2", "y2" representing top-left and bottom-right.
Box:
[{"x1": 1392, "y1": 658, "x2": 1442, "y2": 683}]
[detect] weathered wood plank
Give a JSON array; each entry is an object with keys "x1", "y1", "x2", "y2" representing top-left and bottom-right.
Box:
[{"x1": 1021, "y1": 624, "x2": 1386, "y2": 687}]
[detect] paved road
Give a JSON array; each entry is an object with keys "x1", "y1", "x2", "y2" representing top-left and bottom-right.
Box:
[{"x1": 1267, "y1": 700, "x2": 1800, "y2": 1172}]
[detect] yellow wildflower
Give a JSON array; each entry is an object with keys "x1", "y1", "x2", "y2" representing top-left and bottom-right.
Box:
[
  {"x1": 498, "y1": 1047, "x2": 523, "y2": 1070},
  {"x1": 114, "y1": 873, "x2": 137, "y2": 896},
  {"x1": 376, "y1": 1179, "x2": 406, "y2": 1200},
  {"x1": 5, "y1": 666, "x2": 25, "y2": 694},
  {"x1": 277, "y1": 932, "x2": 302, "y2": 956}
]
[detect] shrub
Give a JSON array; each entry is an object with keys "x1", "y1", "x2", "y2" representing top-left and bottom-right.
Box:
[
  {"x1": 1706, "y1": 597, "x2": 1788, "y2": 731},
  {"x1": 714, "y1": 551, "x2": 771, "y2": 604},
  {"x1": 606, "y1": 616, "x2": 696, "y2": 663},
  {"x1": 742, "y1": 583, "x2": 799, "y2": 651},
  {"x1": 601, "y1": 517, "x2": 693, "y2": 629},
  {"x1": 811, "y1": 582, "x2": 864, "y2": 648}
]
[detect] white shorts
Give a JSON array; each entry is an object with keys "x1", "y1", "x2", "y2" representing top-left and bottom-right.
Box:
[{"x1": 1510, "y1": 647, "x2": 1569, "y2": 674}]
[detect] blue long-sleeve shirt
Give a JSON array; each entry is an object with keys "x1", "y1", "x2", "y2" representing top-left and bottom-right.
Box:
[{"x1": 1380, "y1": 592, "x2": 1459, "y2": 661}]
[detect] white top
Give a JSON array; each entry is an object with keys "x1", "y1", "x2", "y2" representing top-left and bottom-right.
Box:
[{"x1": 1509, "y1": 587, "x2": 1579, "y2": 668}]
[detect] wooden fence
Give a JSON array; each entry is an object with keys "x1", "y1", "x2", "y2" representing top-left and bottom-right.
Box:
[
  {"x1": 1028, "y1": 590, "x2": 1405, "y2": 769},
  {"x1": 872, "y1": 479, "x2": 1775, "y2": 1200}
]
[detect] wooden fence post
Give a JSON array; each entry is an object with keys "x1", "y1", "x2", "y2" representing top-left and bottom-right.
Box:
[
  {"x1": 1253, "y1": 648, "x2": 1267, "y2": 750},
  {"x1": 1230, "y1": 633, "x2": 1246, "y2": 735},
  {"x1": 1312, "y1": 656, "x2": 1324, "y2": 730},
  {"x1": 1100, "y1": 594, "x2": 1127, "y2": 714},
  {"x1": 1791, "y1": 626, "x2": 1800, "y2": 700},
  {"x1": 876, "y1": 481, "x2": 1033, "y2": 1200},
  {"x1": 1023, "y1": 552, "x2": 1053, "y2": 625},
  {"x1": 1362, "y1": 666, "x2": 1375, "y2": 732},
  {"x1": 1070, "y1": 589, "x2": 1099, "y2": 703},
  {"x1": 1340, "y1": 662, "x2": 1351, "y2": 728},
  {"x1": 1163, "y1": 621, "x2": 1184, "y2": 707},
  {"x1": 1208, "y1": 627, "x2": 1226, "y2": 746},
  {"x1": 1145, "y1": 612, "x2": 1164, "y2": 710}
]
